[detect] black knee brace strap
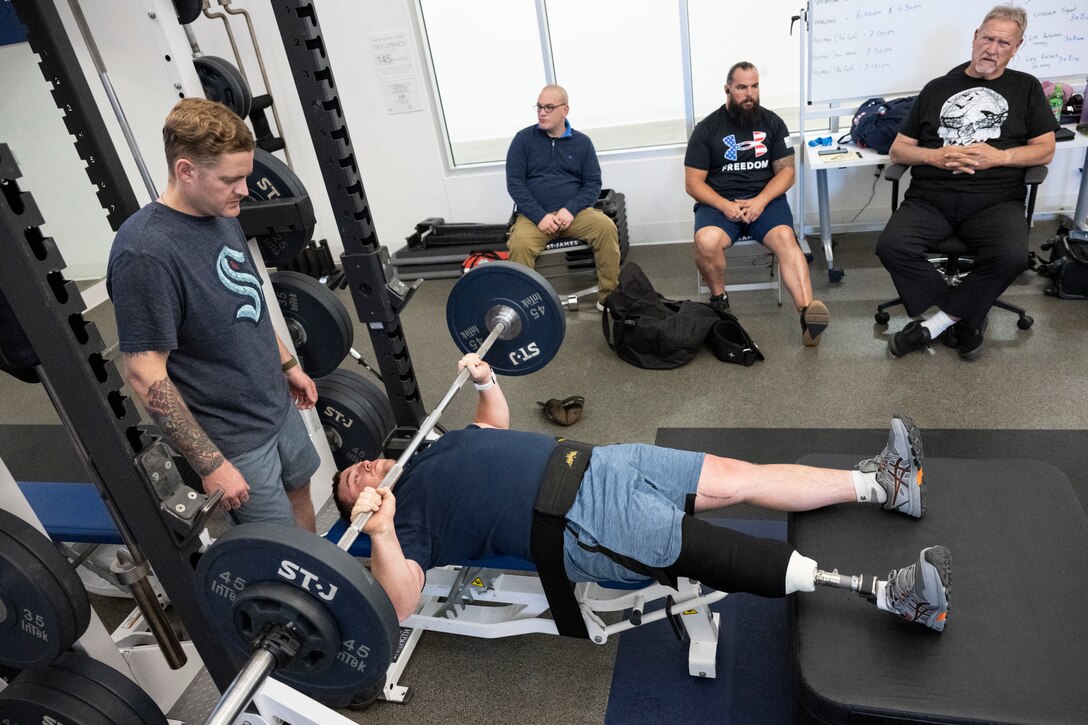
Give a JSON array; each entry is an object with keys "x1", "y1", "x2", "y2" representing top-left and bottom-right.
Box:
[{"x1": 663, "y1": 516, "x2": 796, "y2": 598}]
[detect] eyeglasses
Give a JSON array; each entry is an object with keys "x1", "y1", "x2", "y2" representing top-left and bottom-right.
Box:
[{"x1": 534, "y1": 103, "x2": 567, "y2": 114}]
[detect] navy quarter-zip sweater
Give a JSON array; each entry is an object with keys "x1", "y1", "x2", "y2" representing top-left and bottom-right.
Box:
[{"x1": 505, "y1": 121, "x2": 602, "y2": 225}]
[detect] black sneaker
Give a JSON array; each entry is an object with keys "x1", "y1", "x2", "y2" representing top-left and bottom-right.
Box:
[
  {"x1": 956, "y1": 325, "x2": 985, "y2": 360},
  {"x1": 940, "y1": 317, "x2": 987, "y2": 357},
  {"x1": 709, "y1": 294, "x2": 730, "y2": 313},
  {"x1": 939, "y1": 321, "x2": 967, "y2": 350},
  {"x1": 887, "y1": 320, "x2": 931, "y2": 358}
]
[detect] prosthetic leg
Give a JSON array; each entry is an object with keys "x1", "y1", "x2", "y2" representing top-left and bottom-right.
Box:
[
  {"x1": 812, "y1": 545, "x2": 952, "y2": 632},
  {"x1": 813, "y1": 568, "x2": 880, "y2": 600}
]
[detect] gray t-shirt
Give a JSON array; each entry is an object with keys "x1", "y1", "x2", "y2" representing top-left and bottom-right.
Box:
[{"x1": 107, "y1": 202, "x2": 290, "y2": 458}]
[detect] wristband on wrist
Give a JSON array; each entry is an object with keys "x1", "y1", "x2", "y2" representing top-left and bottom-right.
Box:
[
  {"x1": 473, "y1": 373, "x2": 497, "y2": 391},
  {"x1": 282, "y1": 356, "x2": 299, "y2": 372}
]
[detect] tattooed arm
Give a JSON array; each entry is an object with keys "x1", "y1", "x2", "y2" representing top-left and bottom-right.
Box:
[{"x1": 122, "y1": 351, "x2": 250, "y2": 510}]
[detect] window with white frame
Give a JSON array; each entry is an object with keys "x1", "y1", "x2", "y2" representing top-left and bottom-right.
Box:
[{"x1": 419, "y1": 0, "x2": 805, "y2": 167}]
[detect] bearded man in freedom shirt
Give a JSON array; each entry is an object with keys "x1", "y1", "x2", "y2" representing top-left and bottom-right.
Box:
[{"x1": 685, "y1": 62, "x2": 829, "y2": 347}]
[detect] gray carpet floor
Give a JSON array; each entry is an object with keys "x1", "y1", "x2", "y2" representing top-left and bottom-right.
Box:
[{"x1": 3, "y1": 223, "x2": 1086, "y2": 723}]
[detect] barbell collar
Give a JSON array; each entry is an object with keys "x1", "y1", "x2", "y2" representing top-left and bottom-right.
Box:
[{"x1": 485, "y1": 305, "x2": 520, "y2": 340}]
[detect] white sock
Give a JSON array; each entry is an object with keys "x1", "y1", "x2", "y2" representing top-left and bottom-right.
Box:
[
  {"x1": 784, "y1": 551, "x2": 818, "y2": 594},
  {"x1": 874, "y1": 580, "x2": 891, "y2": 612},
  {"x1": 851, "y1": 470, "x2": 887, "y2": 504},
  {"x1": 922, "y1": 310, "x2": 957, "y2": 338}
]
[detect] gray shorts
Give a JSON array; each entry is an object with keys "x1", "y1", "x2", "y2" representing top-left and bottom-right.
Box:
[
  {"x1": 563, "y1": 444, "x2": 705, "y2": 584},
  {"x1": 229, "y1": 409, "x2": 320, "y2": 526}
]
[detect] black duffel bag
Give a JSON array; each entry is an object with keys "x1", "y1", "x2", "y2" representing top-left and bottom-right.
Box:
[{"x1": 601, "y1": 263, "x2": 721, "y2": 369}]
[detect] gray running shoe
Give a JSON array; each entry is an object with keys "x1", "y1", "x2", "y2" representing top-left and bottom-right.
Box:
[
  {"x1": 884, "y1": 545, "x2": 951, "y2": 632},
  {"x1": 857, "y1": 413, "x2": 925, "y2": 518}
]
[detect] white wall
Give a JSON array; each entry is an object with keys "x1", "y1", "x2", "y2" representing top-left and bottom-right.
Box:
[
  {"x1": 0, "y1": 42, "x2": 119, "y2": 280},
  {"x1": 1, "y1": 0, "x2": 1083, "y2": 281}
]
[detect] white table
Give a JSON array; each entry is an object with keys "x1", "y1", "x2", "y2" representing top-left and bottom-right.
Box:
[{"x1": 804, "y1": 123, "x2": 1088, "y2": 283}]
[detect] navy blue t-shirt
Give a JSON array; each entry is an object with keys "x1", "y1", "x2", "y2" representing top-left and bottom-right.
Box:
[
  {"x1": 107, "y1": 202, "x2": 290, "y2": 458},
  {"x1": 393, "y1": 426, "x2": 556, "y2": 570}
]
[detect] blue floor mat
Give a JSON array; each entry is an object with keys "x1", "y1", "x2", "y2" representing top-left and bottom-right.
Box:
[{"x1": 605, "y1": 519, "x2": 790, "y2": 725}]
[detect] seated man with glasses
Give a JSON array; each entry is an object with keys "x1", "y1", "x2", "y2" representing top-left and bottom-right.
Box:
[
  {"x1": 685, "y1": 62, "x2": 830, "y2": 346},
  {"x1": 505, "y1": 84, "x2": 621, "y2": 311}
]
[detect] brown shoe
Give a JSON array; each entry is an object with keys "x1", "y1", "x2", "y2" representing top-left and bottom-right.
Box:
[{"x1": 800, "y1": 300, "x2": 830, "y2": 346}]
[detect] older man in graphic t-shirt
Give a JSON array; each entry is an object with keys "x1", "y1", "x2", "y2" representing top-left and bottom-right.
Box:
[{"x1": 878, "y1": 4, "x2": 1058, "y2": 360}]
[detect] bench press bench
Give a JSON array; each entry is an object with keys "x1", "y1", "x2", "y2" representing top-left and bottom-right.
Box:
[
  {"x1": 322, "y1": 517, "x2": 728, "y2": 703},
  {"x1": 13, "y1": 478, "x2": 729, "y2": 705},
  {"x1": 15, "y1": 480, "x2": 124, "y2": 545}
]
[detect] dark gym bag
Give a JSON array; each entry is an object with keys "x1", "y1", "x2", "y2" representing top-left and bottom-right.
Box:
[{"x1": 601, "y1": 263, "x2": 720, "y2": 370}]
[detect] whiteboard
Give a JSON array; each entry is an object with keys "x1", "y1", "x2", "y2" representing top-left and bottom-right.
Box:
[{"x1": 807, "y1": 0, "x2": 1087, "y2": 104}]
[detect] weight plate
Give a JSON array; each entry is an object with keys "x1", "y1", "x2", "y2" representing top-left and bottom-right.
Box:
[
  {"x1": 17, "y1": 659, "x2": 165, "y2": 725},
  {"x1": 316, "y1": 375, "x2": 388, "y2": 470},
  {"x1": 446, "y1": 261, "x2": 565, "y2": 376},
  {"x1": 195, "y1": 523, "x2": 398, "y2": 700},
  {"x1": 270, "y1": 272, "x2": 353, "y2": 378},
  {"x1": 321, "y1": 369, "x2": 395, "y2": 438},
  {"x1": 0, "y1": 512, "x2": 90, "y2": 639},
  {"x1": 0, "y1": 678, "x2": 112, "y2": 725},
  {"x1": 194, "y1": 55, "x2": 252, "y2": 119},
  {"x1": 48, "y1": 650, "x2": 168, "y2": 725},
  {"x1": 315, "y1": 372, "x2": 387, "y2": 446},
  {"x1": 245, "y1": 149, "x2": 313, "y2": 266},
  {"x1": 317, "y1": 372, "x2": 388, "y2": 446},
  {"x1": 0, "y1": 511, "x2": 89, "y2": 670}
]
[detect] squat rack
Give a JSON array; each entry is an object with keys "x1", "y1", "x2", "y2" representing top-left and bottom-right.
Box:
[{"x1": 2, "y1": 0, "x2": 434, "y2": 698}]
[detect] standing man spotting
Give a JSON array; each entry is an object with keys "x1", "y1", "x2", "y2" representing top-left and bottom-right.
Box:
[
  {"x1": 685, "y1": 62, "x2": 829, "y2": 346},
  {"x1": 108, "y1": 98, "x2": 321, "y2": 530},
  {"x1": 506, "y1": 84, "x2": 621, "y2": 311}
]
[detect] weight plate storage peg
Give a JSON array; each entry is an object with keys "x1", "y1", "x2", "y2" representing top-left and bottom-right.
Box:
[
  {"x1": 194, "y1": 523, "x2": 399, "y2": 700},
  {"x1": 245, "y1": 149, "x2": 314, "y2": 266},
  {"x1": 270, "y1": 271, "x2": 353, "y2": 378},
  {"x1": 446, "y1": 261, "x2": 565, "y2": 376},
  {"x1": 0, "y1": 510, "x2": 90, "y2": 670}
]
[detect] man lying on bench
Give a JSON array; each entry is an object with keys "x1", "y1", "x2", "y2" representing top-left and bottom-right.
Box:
[{"x1": 333, "y1": 354, "x2": 951, "y2": 633}]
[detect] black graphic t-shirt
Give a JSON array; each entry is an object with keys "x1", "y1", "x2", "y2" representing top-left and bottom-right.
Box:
[
  {"x1": 107, "y1": 202, "x2": 289, "y2": 457},
  {"x1": 899, "y1": 64, "x2": 1058, "y2": 194},
  {"x1": 684, "y1": 105, "x2": 794, "y2": 199}
]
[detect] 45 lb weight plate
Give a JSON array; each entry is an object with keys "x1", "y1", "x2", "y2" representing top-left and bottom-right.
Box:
[{"x1": 445, "y1": 262, "x2": 564, "y2": 376}]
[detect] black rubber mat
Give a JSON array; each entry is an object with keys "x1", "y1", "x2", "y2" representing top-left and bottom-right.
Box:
[{"x1": 791, "y1": 455, "x2": 1088, "y2": 724}]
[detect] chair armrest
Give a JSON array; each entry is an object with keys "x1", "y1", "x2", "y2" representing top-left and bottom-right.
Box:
[
  {"x1": 1025, "y1": 165, "x2": 1047, "y2": 186},
  {"x1": 883, "y1": 163, "x2": 909, "y2": 182},
  {"x1": 1024, "y1": 165, "x2": 1048, "y2": 223}
]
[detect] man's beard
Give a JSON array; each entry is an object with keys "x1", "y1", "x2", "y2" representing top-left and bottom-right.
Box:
[{"x1": 728, "y1": 99, "x2": 762, "y2": 127}]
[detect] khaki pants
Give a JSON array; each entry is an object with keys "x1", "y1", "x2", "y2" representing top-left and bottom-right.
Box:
[{"x1": 507, "y1": 208, "x2": 620, "y2": 299}]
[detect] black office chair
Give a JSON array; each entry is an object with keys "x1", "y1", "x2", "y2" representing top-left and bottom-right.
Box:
[{"x1": 874, "y1": 163, "x2": 1047, "y2": 330}]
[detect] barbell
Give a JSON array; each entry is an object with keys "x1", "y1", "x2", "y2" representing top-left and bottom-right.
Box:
[{"x1": 195, "y1": 262, "x2": 565, "y2": 722}]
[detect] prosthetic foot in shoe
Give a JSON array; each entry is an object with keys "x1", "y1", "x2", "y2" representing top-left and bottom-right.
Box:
[{"x1": 884, "y1": 545, "x2": 951, "y2": 632}]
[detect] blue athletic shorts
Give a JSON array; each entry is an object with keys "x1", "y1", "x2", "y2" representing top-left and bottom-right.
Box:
[
  {"x1": 229, "y1": 409, "x2": 320, "y2": 526},
  {"x1": 563, "y1": 444, "x2": 706, "y2": 584},
  {"x1": 693, "y1": 195, "x2": 794, "y2": 244}
]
